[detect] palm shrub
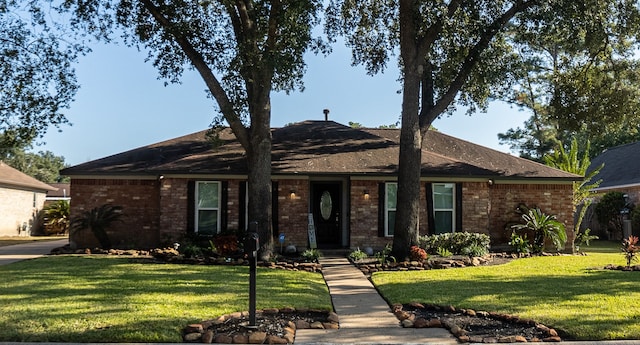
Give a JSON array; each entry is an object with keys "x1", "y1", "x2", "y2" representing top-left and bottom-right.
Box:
[
  {"x1": 70, "y1": 204, "x2": 123, "y2": 249},
  {"x1": 511, "y1": 207, "x2": 567, "y2": 253},
  {"x1": 43, "y1": 200, "x2": 70, "y2": 235}
]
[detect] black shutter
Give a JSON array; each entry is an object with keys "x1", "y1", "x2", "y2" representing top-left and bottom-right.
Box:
[
  {"x1": 425, "y1": 183, "x2": 435, "y2": 235},
  {"x1": 220, "y1": 181, "x2": 228, "y2": 233},
  {"x1": 272, "y1": 181, "x2": 279, "y2": 237},
  {"x1": 187, "y1": 181, "x2": 195, "y2": 233},
  {"x1": 239, "y1": 181, "x2": 247, "y2": 232},
  {"x1": 378, "y1": 183, "x2": 385, "y2": 237},
  {"x1": 456, "y1": 182, "x2": 463, "y2": 232}
]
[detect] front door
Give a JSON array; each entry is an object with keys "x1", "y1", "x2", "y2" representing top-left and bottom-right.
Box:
[{"x1": 311, "y1": 182, "x2": 341, "y2": 248}]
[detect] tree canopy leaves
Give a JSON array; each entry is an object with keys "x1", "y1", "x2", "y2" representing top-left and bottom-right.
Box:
[{"x1": 0, "y1": 0, "x2": 85, "y2": 147}]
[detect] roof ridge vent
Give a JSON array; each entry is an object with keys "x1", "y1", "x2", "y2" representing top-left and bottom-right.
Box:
[{"x1": 323, "y1": 108, "x2": 330, "y2": 121}]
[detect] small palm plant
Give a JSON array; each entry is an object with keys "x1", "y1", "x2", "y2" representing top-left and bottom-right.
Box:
[
  {"x1": 511, "y1": 207, "x2": 567, "y2": 253},
  {"x1": 622, "y1": 235, "x2": 640, "y2": 268},
  {"x1": 43, "y1": 200, "x2": 70, "y2": 235},
  {"x1": 70, "y1": 204, "x2": 123, "y2": 249}
]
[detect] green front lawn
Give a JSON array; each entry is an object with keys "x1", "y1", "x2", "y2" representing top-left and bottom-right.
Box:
[
  {"x1": 372, "y1": 241, "x2": 638, "y2": 340},
  {"x1": 0, "y1": 256, "x2": 331, "y2": 342}
]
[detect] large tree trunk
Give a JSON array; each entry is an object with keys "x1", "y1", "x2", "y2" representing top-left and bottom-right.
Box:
[
  {"x1": 392, "y1": 0, "x2": 423, "y2": 260},
  {"x1": 247, "y1": 106, "x2": 273, "y2": 261}
]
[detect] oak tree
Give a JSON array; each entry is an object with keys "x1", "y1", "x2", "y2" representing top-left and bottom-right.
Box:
[
  {"x1": 327, "y1": 0, "x2": 640, "y2": 259},
  {"x1": 62, "y1": 0, "x2": 326, "y2": 257}
]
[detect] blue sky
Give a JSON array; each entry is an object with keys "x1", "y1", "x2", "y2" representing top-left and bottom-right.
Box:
[{"x1": 38, "y1": 41, "x2": 530, "y2": 166}]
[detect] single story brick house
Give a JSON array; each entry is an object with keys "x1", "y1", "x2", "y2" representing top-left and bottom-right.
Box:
[
  {"x1": 0, "y1": 161, "x2": 56, "y2": 236},
  {"x1": 61, "y1": 120, "x2": 579, "y2": 251}
]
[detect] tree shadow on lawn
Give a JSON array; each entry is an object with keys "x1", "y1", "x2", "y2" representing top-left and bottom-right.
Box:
[
  {"x1": 0, "y1": 256, "x2": 329, "y2": 342},
  {"x1": 375, "y1": 269, "x2": 640, "y2": 340}
]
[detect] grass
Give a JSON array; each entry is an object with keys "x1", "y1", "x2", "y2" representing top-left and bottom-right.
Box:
[
  {"x1": 0, "y1": 255, "x2": 331, "y2": 342},
  {"x1": 0, "y1": 235, "x2": 67, "y2": 247},
  {"x1": 372, "y1": 240, "x2": 639, "y2": 340}
]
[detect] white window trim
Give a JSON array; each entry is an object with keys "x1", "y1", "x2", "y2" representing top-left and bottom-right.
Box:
[
  {"x1": 195, "y1": 181, "x2": 221, "y2": 235},
  {"x1": 432, "y1": 183, "x2": 456, "y2": 233},
  {"x1": 385, "y1": 182, "x2": 397, "y2": 237}
]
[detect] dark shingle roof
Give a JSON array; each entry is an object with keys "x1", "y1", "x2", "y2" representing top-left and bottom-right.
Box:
[
  {"x1": 0, "y1": 161, "x2": 56, "y2": 192},
  {"x1": 588, "y1": 141, "x2": 640, "y2": 189},
  {"x1": 61, "y1": 120, "x2": 578, "y2": 180}
]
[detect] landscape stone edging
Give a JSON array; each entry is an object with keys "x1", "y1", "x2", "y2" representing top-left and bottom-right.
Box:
[
  {"x1": 392, "y1": 302, "x2": 562, "y2": 343},
  {"x1": 182, "y1": 308, "x2": 339, "y2": 344},
  {"x1": 50, "y1": 247, "x2": 323, "y2": 273}
]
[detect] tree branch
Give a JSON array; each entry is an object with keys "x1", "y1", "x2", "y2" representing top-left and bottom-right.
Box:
[
  {"x1": 139, "y1": 0, "x2": 250, "y2": 150},
  {"x1": 421, "y1": 0, "x2": 538, "y2": 128}
]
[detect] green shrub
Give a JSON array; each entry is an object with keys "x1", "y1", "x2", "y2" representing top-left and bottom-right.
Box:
[
  {"x1": 595, "y1": 191, "x2": 628, "y2": 239},
  {"x1": 43, "y1": 200, "x2": 70, "y2": 235},
  {"x1": 301, "y1": 248, "x2": 321, "y2": 262},
  {"x1": 508, "y1": 232, "x2": 530, "y2": 254},
  {"x1": 180, "y1": 243, "x2": 203, "y2": 258},
  {"x1": 418, "y1": 232, "x2": 490, "y2": 256},
  {"x1": 374, "y1": 243, "x2": 395, "y2": 264},
  {"x1": 70, "y1": 204, "x2": 123, "y2": 249},
  {"x1": 348, "y1": 248, "x2": 368, "y2": 262},
  {"x1": 575, "y1": 228, "x2": 599, "y2": 252},
  {"x1": 436, "y1": 247, "x2": 453, "y2": 257}
]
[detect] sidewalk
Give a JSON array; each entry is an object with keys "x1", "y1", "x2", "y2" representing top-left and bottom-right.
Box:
[
  {"x1": 294, "y1": 256, "x2": 458, "y2": 344},
  {"x1": 0, "y1": 238, "x2": 68, "y2": 265}
]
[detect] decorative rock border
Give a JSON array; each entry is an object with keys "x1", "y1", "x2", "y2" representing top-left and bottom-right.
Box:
[
  {"x1": 604, "y1": 264, "x2": 640, "y2": 271},
  {"x1": 353, "y1": 253, "x2": 513, "y2": 275},
  {"x1": 183, "y1": 308, "x2": 339, "y2": 344},
  {"x1": 50, "y1": 246, "x2": 323, "y2": 273},
  {"x1": 392, "y1": 303, "x2": 562, "y2": 343}
]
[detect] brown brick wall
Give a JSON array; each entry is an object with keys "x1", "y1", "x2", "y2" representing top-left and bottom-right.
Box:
[
  {"x1": 460, "y1": 182, "x2": 491, "y2": 235},
  {"x1": 69, "y1": 179, "x2": 160, "y2": 249},
  {"x1": 275, "y1": 180, "x2": 309, "y2": 248},
  {"x1": 487, "y1": 183, "x2": 575, "y2": 250}
]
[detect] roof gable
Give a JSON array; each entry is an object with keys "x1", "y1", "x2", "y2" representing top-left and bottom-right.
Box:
[
  {"x1": 0, "y1": 162, "x2": 56, "y2": 192},
  {"x1": 61, "y1": 120, "x2": 578, "y2": 180}
]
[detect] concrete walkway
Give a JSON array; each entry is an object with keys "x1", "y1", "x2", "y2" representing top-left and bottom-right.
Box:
[
  {"x1": 0, "y1": 238, "x2": 68, "y2": 265},
  {"x1": 295, "y1": 256, "x2": 458, "y2": 344}
]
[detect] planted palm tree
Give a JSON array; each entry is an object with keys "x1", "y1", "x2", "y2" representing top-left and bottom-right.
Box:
[
  {"x1": 512, "y1": 207, "x2": 567, "y2": 253},
  {"x1": 70, "y1": 204, "x2": 123, "y2": 249},
  {"x1": 43, "y1": 200, "x2": 70, "y2": 235}
]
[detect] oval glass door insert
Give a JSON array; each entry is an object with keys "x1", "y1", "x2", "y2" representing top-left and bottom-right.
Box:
[{"x1": 320, "y1": 191, "x2": 333, "y2": 220}]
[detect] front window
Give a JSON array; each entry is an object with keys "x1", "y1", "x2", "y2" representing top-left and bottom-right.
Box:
[
  {"x1": 432, "y1": 183, "x2": 455, "y2": 234},
  {"x1": 385, "y1": 183, "x2": 397, "y2": 236},
  {"x1": 195, "y1": 181, "x2": 221, "y2": 235}
]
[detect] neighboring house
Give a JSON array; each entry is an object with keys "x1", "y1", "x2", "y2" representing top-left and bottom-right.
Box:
[
  {"x1": 0, "y1": 161, "x2": 56, "y2": 236},
  {"x1": 46, "y1": 183, "x2": 71, "y2": 206},
  {"x1": 587, "y1": 141, "x2": 640, "y2": 237},
  {"x1": 61, "y1": 120, "x2": 579, "y2": 251}
]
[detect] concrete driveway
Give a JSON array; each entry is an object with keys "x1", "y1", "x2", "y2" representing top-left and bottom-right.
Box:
[{"x1": 0, "y1": 239, "x2": 68, "y2": 265}]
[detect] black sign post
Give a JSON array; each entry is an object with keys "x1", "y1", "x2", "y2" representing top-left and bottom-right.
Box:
[{"x1": 245, "y1": 222, "x2": 260, "y2": 328}]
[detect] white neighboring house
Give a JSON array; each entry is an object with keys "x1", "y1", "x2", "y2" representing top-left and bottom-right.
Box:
[{"x1": 0, "y1": 161, "x2": 56, "y2": 236}]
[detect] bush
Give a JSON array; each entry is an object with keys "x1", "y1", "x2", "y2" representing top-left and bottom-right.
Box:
[
  {"x1": 595, "y1": 191, "x2": 629, "y2": 239},
  {"x1": 348, "y1": 248, "x2": 368, "y2": 262},
  {"x1": 409, "y1": 245, "x2": 427, "y2": 261},
  {"x1": 508, "y1": 232, "x2": 530, "y2": 254},
  {"x1": 301, "y1": 248, "x2": 321, "y2": 262},
  {"x1": 418, "y1": 232, "x2": 490, "y2": 256}
]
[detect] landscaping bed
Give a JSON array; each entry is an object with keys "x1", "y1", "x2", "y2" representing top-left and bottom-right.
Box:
[{"x1": 393, "y1": 302, "x2": 562, "y2": 343}]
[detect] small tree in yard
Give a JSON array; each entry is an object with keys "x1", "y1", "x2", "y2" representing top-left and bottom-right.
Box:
[
  {"x1": 511, "y1": 207, "x2": 567, "y2": 253},
  {"x1": 71, "y1": 204, "x2": 123, "y2": 249},
  {"x1": 622, "y1": 235, "x2": 640, "y2": 269},
  {"x1": 43, "y1": 200, "x2": 70, "y2": 235}
]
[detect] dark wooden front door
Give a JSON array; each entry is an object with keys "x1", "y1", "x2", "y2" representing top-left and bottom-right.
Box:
[{"x1": 312, "y1": 182, "x2": 341, "y2": 248}]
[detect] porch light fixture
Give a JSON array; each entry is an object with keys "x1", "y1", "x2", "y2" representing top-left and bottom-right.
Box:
[
  {"x1": 290, "y1": 190, "x2": 296, "y2": 199},
  {"x1": 363, "y1": 190, "x2": 370, "y2": 200}
]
